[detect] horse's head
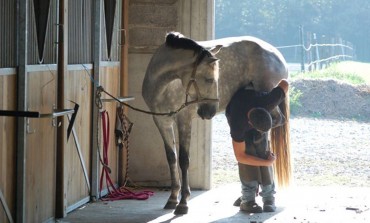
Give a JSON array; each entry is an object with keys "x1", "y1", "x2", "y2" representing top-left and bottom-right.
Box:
[
  {"x1": 191, "y1": 52, "x2": 220, "y2": 120},
  {"x1": 165, "y1": 32, "x2": 222, "y2": 119}
]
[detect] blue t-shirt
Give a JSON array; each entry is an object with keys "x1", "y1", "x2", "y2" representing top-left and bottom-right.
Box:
[{"x1": 225, "y1": 86, "x2": 285, "y2": 142}]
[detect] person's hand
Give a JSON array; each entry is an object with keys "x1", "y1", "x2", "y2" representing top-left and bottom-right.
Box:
[
  {"x1": 278, "y1": 79, "x2": 289, "y2": 94},
  {"x1": 266, "y1": 151, "x2": 276, "y2": 165}
]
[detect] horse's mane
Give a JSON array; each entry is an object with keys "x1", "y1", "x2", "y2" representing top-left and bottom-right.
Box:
[{"x1": 165, "y1": 32, "x2": 212, "y2": 64}]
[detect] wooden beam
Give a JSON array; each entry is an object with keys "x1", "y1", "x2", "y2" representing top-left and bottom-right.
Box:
[
  {"x1": 1, "y1": 187, "x2": 14, "y2": 223},
  {"x1": 55, "y1": 0, "x2": 68, "y2": 218},
  {"x1": 15, "y1": 0, "x2": 28, "y2": 222}
]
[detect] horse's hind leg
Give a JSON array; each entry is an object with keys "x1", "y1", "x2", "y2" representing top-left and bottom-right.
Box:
[
  {"x1": 174, "y1": 114, "x2": 192, "y2": 215},
  {"x1": 153, "y1": 117, "x2": 180, "y2": 209}
]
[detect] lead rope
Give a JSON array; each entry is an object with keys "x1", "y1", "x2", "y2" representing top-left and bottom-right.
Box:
[
  {"x1": 96, "y1": 89, "x2": 153, "y2": 201},
  {"x1": 83, "y1": 65, "x2": 218, "y2": 118},
  {"x1": 96, "y1": 88, "x2": 111, "y2": 173},
  {"x1": 99, "y1": 110, "x2": 153, "y2": 201},
  {"x1": 116, "y1": 106, "x2": 132, "y2": 186}
]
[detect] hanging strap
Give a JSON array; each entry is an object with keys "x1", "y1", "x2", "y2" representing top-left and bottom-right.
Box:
[
  {"x1": 0, "y1": 189, "x2": 14, "y2": 223},
  {"x1": 99, "y1": 110, "x2": 153, "y2": 201}
]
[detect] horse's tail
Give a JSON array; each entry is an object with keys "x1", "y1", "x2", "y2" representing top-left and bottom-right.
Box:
[{"x1": 270, "y1": 94, "x2": 292, "y2": 188}]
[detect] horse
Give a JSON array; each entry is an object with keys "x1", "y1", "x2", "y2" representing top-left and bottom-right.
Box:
[{"x1": 142, "y1": 32, "x2": 291, "y2": 215}]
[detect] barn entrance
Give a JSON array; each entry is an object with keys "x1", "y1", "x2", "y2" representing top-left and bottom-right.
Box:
[{"x1": 212, "y1": 0, "x2": 370, "y2": 191}]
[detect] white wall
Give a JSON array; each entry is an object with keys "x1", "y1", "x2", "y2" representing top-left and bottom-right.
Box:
[{"x1": 127, "y1": 0, "x2": 215, "y2": 189}]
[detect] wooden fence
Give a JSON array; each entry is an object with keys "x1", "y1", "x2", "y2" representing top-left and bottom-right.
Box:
[{"x1": 277, "y1": 28, "x2": 356, "y2": 72}]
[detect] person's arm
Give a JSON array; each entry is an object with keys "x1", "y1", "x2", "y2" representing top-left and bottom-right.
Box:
[
  {"x1": 277, "y1": 79, "x2": 289, "y2": 94},
  {"x1": 258, "y1": 79, "x2": 289, "y2": 111},
  {"x1": 232, "y1": 140, "x2": 275, "y2": 166}
]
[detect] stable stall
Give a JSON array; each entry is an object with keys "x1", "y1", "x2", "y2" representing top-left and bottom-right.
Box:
[{"x1": 0, "y1": 0, "x2": 128, "y2": 222}]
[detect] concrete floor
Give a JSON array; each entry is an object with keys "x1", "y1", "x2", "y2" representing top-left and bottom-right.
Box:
[{"x1": 58, "y1": 183, "x2": 370, "y2": 223}]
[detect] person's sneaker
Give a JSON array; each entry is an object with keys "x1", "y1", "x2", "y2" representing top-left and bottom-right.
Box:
[
  {"x1": 263, "y1": 200, "x2": 276, "y2": 212},
  {"x1": 233, "y1": 197, "x2": 241, "y2": 206},
  {"x1": 240, "y1": 200, "x2": 263, "y2": 213}
]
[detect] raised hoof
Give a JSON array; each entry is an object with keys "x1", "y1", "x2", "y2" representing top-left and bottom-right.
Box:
[
  {"x1": 164, "y1": 200, "x2": 178, "y2": 209},
  {"x1": 174, "y1": 204, "x2": 188, "y2": 215}
]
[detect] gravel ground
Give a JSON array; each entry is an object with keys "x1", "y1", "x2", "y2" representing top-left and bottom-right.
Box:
[{"x1": 211, "y1": 114, "x2": 370, "y2": 188}]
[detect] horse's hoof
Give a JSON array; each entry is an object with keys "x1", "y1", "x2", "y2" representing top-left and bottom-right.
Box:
[
  {"x1": 174, "y1": 204, "x2": 188, "y2": 215},
  {"x1": 164, "y1": 200, "x2": 178, "y2": 209}
]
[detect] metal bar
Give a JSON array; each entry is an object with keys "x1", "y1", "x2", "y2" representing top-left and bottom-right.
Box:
[
  {"x1": 91, "y1": 0, "x2": 102, "y2": 201},
  {"x1": 16, "y1": 0, "x2": 29, "y2": 222},
  {"x1": 99, "y1": 183, "x2": 119, "y2": 197},
  {"x1": 101, "y1": 96, "x2": 134, "y2": 103},
  {"x1": 66, "y1": 103, "x2": 79, "y2": 140},
  {"x1": 0, "y1": 110, "x2": 40, "y2": 118},
  {"x1": 67, "y1": 114, "x2": 91, "y2": 193},
  {"x1": 0, "y1": 189, "x2": 14, "y2": 223},
  {"x1": 66, "y1": 196, "x2": 89, "y2": 214},
  {"x1": 0, "y1": 68, "x2": 17, "y2": 76},
  {"x1": 0, "y1": 109, "x2": 75, "y2": 118},
  {"x1": 39, "y1": 109, "x2": 74, "y2": 118},
  {"x1": 299, "y1": 25, "x2": 305, "y2": 72}
]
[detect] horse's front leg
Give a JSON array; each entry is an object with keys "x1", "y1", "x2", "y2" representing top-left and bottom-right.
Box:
[
  {"x1": 174, "y1": 114, "x2": 192, "y2": 215},
  {"x1": 153, "y1": 117, "x2": 180, "y2": 209}
]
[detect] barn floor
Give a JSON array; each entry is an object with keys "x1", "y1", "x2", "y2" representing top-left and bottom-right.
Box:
[{"x1": 58, "y1": 183, "x2": 370, "y2": 223}]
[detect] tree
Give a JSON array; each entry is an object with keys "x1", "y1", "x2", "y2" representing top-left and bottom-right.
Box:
[{"x1": 215, "y1": 0, "x2": 370, "y2": 61}]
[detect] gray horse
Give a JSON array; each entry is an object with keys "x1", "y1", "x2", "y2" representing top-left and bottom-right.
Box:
[{"x1": 142, "y1": 32, "x2": 291, "y2": 215}]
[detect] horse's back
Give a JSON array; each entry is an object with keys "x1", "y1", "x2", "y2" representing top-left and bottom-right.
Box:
[
  {"x1": 199, "y1": 36, "x2": 288, "y2": 110},
  {"x1": 199, "y1": 36, "x2": 288, "y2": 88},
  {"x1": 238, "y1": 38, "x2": 288, "y2": 91}
]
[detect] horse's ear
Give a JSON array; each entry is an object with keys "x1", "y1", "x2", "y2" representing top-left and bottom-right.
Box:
[
  {"x1": 205, "y1": 56, "x2": 219, "y2": 64},
  {"x1": 209, "y1": 45, "x2": 223, "y2": 55}
]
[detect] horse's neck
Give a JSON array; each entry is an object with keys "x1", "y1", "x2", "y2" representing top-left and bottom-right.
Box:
[{"x1": 143, "y1": 50, "x2": 194, "y2": 103}]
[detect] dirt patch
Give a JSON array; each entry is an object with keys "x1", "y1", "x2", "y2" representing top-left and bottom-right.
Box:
[{"x1": 291, "y1": 79, "x2": 370, "y2": 121}]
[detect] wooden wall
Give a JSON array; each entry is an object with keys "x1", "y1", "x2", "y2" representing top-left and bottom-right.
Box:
[
  {"x1": 60, "y1": 64, "x2": 122, "y2": 211},
  {"x1": 0, "y1": 73, "x2": 16, "y2": 223},
  {"x1": 0, "y1": 65, "x2": 122, "y2": 222},
  {"x1": 25, "y1": 70, "x2": 57, "y2": 222},
  {"x1": 64, "y1": 67, "x2": 92, "y2": 210},
  {"x1": 99, "y1": 65, "x2": 121, "y2": 190},
  {"x1": 0, "y1": 0, "x2": 127, "y2": 221}
]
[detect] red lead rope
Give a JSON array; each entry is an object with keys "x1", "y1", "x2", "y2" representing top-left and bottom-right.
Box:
[{"x1": 99, "y1": 110, "x2": 154, "y2": 201}]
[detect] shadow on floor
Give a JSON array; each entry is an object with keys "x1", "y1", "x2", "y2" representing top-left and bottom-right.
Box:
[{"x1": 58, "y1": 183, "x2": 370, "y2": 223}]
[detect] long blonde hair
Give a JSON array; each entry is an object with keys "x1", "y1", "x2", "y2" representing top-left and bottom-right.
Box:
[{"x1": 270, "y1": 94, "x2": 291, "y2": 188}]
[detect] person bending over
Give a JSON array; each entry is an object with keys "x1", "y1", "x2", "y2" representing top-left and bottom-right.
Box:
[{"x1": 225, "y1": 79, "x2": 289, "y2": 213}]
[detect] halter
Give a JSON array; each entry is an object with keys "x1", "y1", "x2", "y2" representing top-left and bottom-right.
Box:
[
  {"x1": 184, "y1": 53, "x2": 220, "y2": 106},
  {"x1": 93, "y1": 53, "x2": 219, "y2": 117}
]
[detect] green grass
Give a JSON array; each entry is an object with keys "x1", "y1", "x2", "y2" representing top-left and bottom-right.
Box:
[
  {"x1": 289, "y1": 86, "x2": 303, "y2": 116},
  {"x1": 290, "y1": 61, "x2": 370, "y2": 85}
]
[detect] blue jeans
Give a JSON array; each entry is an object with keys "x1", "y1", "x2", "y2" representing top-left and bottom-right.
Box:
[{"x1": 241, "y1": 180, "x2": 275, "y2": 203}]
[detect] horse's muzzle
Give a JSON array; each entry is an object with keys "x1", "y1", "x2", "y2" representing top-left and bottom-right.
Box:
[{"x1": 197, "y1": 103, "x2": 217, "y2": 120}]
